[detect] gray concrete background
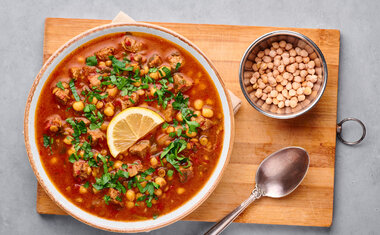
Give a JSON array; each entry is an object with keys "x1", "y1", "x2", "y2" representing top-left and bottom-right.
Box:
[{"x1": 0, "y1": 0, "x2": 379, "y2": 234}]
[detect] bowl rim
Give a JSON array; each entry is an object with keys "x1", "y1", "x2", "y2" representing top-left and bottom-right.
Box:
[
  {"x1": 239, "y1": 30, "x2": 328, "y2": 119},
  {"x1": 23, "y1": 22, "x2": 235, "y2": 233}
]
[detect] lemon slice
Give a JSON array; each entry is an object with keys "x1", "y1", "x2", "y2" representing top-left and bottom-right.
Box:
[{"x1": 107, "y1": 107, "x2": 164, "y2": 157}]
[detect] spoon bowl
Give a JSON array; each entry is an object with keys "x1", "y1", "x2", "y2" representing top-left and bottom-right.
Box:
[
  {"x1": 205, "y1": 146, "x2": 309, "y2": 235},
  {"x1": 256, "y1": 147, "x2": 309, "y2": 198}
]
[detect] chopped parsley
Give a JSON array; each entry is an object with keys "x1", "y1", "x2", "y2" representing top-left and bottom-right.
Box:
[
  {"x1": 175, "y1": 62, "x2": 181, "y2": 71},
  {"x1": 83, "y1": 182, "x2": 90, "y2": 188},
  {"x1": 69, "y1": 79, "x2": 80, "y2": 101},
  {"x1": 43, "y1": 134, "x2": 53, "y2": 154},
  {"x1": 65, "y1": 118, "x2": 87, "y2": 143},
  {"x1": 167, "y1": 170, "x2": 174, "y2": 177},
  {"x1": 83, "y1": 104, "x2": 104, "y2": 130},
  {"x1": 160, "y1": 138, "x2": 188, "y2": 173},
  {"x1": 86, "y1": 56, "x2": 98, "y2": 66},
  {"x1": 56, "y1": 81, "x2": 65, "y2": 90},
  {"x1": 103, "y1": 195, "x2": 111, "y2": 205}
]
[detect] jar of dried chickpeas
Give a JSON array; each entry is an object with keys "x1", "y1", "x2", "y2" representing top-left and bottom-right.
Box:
[{"x1": 239, "y1": 31, "x2": 327, "y2": 119}]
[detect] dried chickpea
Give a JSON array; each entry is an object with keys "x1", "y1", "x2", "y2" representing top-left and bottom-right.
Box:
[
  {"x1": 298, "y1": 95, "x2": 306, "y2": 101},
  {"x1": 304, "y1": 87, "x2": 312, "y2": 95}
]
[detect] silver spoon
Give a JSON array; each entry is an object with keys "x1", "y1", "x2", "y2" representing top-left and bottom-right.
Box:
[{"x1": 204, "y1": 147, "x2": 310, "y2": 235}]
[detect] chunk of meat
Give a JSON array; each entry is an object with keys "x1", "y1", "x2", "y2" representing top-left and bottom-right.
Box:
[
  {"x1": 156, "y1": 133, "x2": 170, "y2": 146},
  {"x1": 127, "y1": 160, "x2": 143, "y2": 177},
  {"x1": 122, "y1": 37, "x2": 143, "y2": 53},
  {"x1": 129, "y1": 140, "x2": 150, "y2": 158},
  {"x1": 194, "y1": 115, "x2": 215, "y2": 131},
  {"x1": 95, "y1": 47, "x2": 115, "y2": 61},
  {"x1": 87, "y1": 74, "x2": 101, "y2": 88},
  {"x1": 148, "y1": 54, "x2": 162, "y2": 68},
  {"x1": 108, "y1": 188, "x2": 122, "y2": 206},
  {"x1": 73, "y1": 160, "x2": 92, "y2": 180},
  {"x1": 69, "y1": 67, "x2": 82, "y2": 80},
  {"x1": 45, "y1": 115, "x2": 63, "y2": 133},
  {"x1": 173, "y1": 73, "x2": 193, "y2": 92},
  {"x1": 162, "y1": 103, "x2": 174, "y2": 122},
  {"x1": 53, "y1": 88, "x2": 70, "y2": 105},
  {"x1": 81, "y1": 66, "x2": 97, "y2": 77},
  {"x1": 200, "y1": 118, "x2": 215, "y2": 131},
  {"x1": 69, "y1": 66, "x2": 96, "y2": 80},
  {"x1": 88, "y1": 129, "x2": 105, "y2": 144},
  {"x1": 168, "y1": 52, "x2": 184, "y2": 70},
  {"x1": 179, "y1": 165, "x2": 194, "y2": 183},
  {"x1": 132, "y1": 53, "x2": 146, "y2": 63},
  {"x1": 121, "y1": 93, "x2": 139, "y2": 110}
]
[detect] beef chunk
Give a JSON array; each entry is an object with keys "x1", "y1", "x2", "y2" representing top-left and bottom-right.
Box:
[
  {"x1": 53, "y1": 88, "x2": 70, "y2": 105},
  {"x1": 88, "y1": 129, "x2": 105, "y2": 144},
  {"x1": 108, "y1": 188, "x2": 122, "y2": 205},
  {"x1": 162, "y1": 104, "x2": 174, "y2": 122},
  {"x1": 168, "y1": 52, "x2": 184, "y2": 70},
  {"x1": 95, "y1": 47, "x2": 115, "y2": 61},
  {"x1": 73, "y1": 160, "x2": 91, "y2": 180},
  {"x1": 88, "y1": 74, "x2": 101, "y2": 88},
  {"x1": 126, "y1": 160, "x2": 143, "y2": 177},
  {"x1": 122, "y1": 37, "x2": 142, "y2": 53},
  {"x1": 129, "y1": 140, "x2": 150, "y2": 158},
  {"x1": 148, "y1": 54, "x2": 162, "y2": 68},
  {"x1": 179, "y1": 166, "x2": 194, "y2": 183},
  {"x1": 69, "y1": 67, "x2": 82, "y2": 80},
  {"x1": 195, "y1": 115, "x2": 215, "y2": 131},
  {"x1": 45, "y1": 115, "x2": 63, "y2": 133},
  {"x1": 69, "y1": 66, "x2": 96, "y2": 80},
  {"x1": 200, "y1": 118, "x2": 215, "y2": 131},
  {"x1": 173, "y1": 73, "x2": 193, "y2": 92},
  {"x1": 121, "y1": 93, "x2": 139, "y2": 110}
]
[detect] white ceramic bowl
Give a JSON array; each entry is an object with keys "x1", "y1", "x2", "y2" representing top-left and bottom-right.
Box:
[{"x1": 24, "y1": 22, "x2": 234, "y2": 233}]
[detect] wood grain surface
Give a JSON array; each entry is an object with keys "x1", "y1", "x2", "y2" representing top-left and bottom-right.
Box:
[{"x1": 36, "y1": 18, "x2": 340, "y2": 227}]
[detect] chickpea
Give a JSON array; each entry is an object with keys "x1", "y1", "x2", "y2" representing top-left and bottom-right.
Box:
[
  {"x1": 154, "y1": 189, "x2": 163, "y2": 197},
  {"x1": 126, "y1": 201, "x2": 135, "y2": 209},
  {"x1": 104, "y1": 106, "x2": 114, "y2": 117},
  {"x1": 290, "y1": 99, "x2": 298, "y2": 108},
  {"x1": 126, "y1": 189, "x2": 135, "y2": 201},
  {"x1": 94, "y1": 101, "x2": 103, "y2": 110},
  {"x1": 177, "y1": 187, "x2": 185, "y2": 195},
  {"x1": 75, "y1": 197, "x2": 83, "y2": 203},
  {"x1": 298, "y1": 95, "x2": 306, "y2": 101},
  {"x1": 49, "y1": 125, "x2": 59, "y2": 132},
  {"x1": 202, "y1": 107, "x2": 214, "y2": 118},
  {"x1": 72, "y1": 101, "x2": 84, "y2": 111},
  {"x1": 79, "y1": 186, "x2": 88, "y2": 194},
  {"x1": 149, "y1": 71, "x2": 159, "y2": 80},
  {"x1": 77, "y1": 56, "x2": 85, "y2": 63},
  {"x1": 113, "y1": 160, "x2": 123, "y2": 169},
  {"x1": 278, "y1": 101, "x2": 285, "y2": 108},
  {"x1": 265, "y1": 97, "x2": 273, "y2": 104},
  {"x1": 107, "y1": 87, "x2": 118, "y2": 97},
  {"x1": 193, "y1": 99, "x2": 204, "y2": 110},
  {"x1": 100, "y1": 122, "x2": 108, "y2": 131},
  {"x1": 166, "y1": 126, "x2": 175, "y2": 134},
  {"x1": 176, "y1": 112, "x2": 183, "y2": 122},
  {"x1": 67, "y1": 147, "x2": 75, "y2": 155},
  {"x1": 186, "y1": 129, "x2": 197, "y2": 138},
  {"x1": 105, "y1": 60, "x2": 112, "y2": 67},
  {"x1": 276, "y1": 94, "x2": 284, "y2": 101},
  {"x1": 50, "y1": 157, "x2": 58, "y2": 164},
  {"x1": 63, "y1": 137, "x2": 72, "y2": 145},
  {"x1": 155, "y1": 177, "x2": 167, "y2": 188},
  {"x1": 200, "y1": 136, "x2": 208, "y2": 146},
  {"x1": 150, "y1": 157, "x2": 158, "y2": 167},
  {"x1": 304, "y1": 87, "x2": 312, "y2": 95},
  {"x1": 257, "y1": 51, "x2": 264, "y2": 58},
  {"x1": 158, "y1": 168, "x2": 166, "y2": 177},
  {"x1": 289, "y1": 89, "x2": 296, "y2": 97},
  {"x1": 98, "y1": 61, "x2": 106, "y2": 67},
  {"x1": 276, "y1": 84, "x2": 284, "y2": 92}
]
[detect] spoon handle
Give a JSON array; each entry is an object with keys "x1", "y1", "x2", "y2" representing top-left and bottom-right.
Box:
[{"x1": 204, "y1": 186, "x2": 263, "y2": 235}]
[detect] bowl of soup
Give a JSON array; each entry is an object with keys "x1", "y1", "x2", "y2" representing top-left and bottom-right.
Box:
[{"x1": 24, "y1": 23, "x2": 234, "y2": 232}]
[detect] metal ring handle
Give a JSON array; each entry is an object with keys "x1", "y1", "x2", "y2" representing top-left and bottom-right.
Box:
[{"x1": 336, "y1": 118, "x2": 366, "y2": 145}]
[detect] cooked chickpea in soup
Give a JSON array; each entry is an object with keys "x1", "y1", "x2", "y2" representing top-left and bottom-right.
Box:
[{"x1": 35, "y1": 32, "x2": 224, "y2": 221}]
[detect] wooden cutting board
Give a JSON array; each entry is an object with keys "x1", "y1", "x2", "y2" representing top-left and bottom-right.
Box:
[{"x1": 37, "y1": 18, "x2": 340, "y2": 227}]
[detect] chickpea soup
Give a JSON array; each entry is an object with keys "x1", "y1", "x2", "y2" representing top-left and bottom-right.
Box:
[{"x1": 35, "y1": 32, "x2": 224, "y2": 221}]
